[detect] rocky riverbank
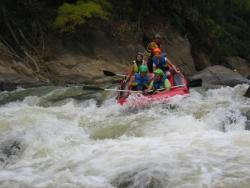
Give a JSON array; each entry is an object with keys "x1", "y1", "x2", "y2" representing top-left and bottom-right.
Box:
[{"x1": 0, "y1": 30, "x2": 249, "y2": 91}]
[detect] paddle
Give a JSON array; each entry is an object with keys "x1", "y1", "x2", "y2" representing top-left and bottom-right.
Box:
[
  {"x1": 104, "y1": 70, "x2": 202, "y2": 88},
  {"x1": 82, "y1": 85, "x2": 141, "y2": 93},
  {"x1": 187, "y1": 79, "x2": 202, "y2": 88},
  {"x1": 146, "y1": 88, "x2": 165, "y2": 94},
  {"x1": 83, "y1": 85, "x2": 187, "y2": 94},
  {"x1": 103, "y1": 70, "x2": 127, "y2": 77}
]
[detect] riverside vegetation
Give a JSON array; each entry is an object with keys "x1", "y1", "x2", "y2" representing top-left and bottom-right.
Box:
[{"x1": 0, "y1": 0, "x2": 249, "y2": 86}]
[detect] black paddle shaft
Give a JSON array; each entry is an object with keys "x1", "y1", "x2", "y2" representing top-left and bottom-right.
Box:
[
  {"x1": 82, "y1": 85, "x2": 104, "y2": 91},
  {"x1": 103, "y1": 70, "x2": 116, "y2": 76}
]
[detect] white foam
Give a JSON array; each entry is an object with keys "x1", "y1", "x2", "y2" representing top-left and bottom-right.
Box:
[{"x1": 0, "y1": 85, "x2": 250, "y2": 187}]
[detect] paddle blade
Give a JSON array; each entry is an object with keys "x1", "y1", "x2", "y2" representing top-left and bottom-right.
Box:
[
  {"x1": 188, "y1": 79, "x2": 202, "y2": 88},
  {"x1": 244, "y1": 86, "x2": 250, "y2": 98},
  {"x1": 82, "y1": 85, "x2": 104, "y2": 91},
  {"x1": 103, "y1": 70, "x2": 116, "y2": 76}
]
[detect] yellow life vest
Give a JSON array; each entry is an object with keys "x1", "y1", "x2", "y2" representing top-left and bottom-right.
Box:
[{"x1": 145, "y1": 41, "x2": 161, "y2": 58}]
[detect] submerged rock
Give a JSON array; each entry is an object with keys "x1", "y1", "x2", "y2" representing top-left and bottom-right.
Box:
[
  {"x1": 245, "y1": 110, "x2": 250, "y2": 130},
  {"x1": 245, "y1": 87, "x2": 250, "y2": 98},
  {"x1": 0, "y1": 140, "x2": 23, "y2": 165}
]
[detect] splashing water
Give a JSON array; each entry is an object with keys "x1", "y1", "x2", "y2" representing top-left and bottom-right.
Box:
[{"x1": 0, "y1": 85, "x2": 250, "y2": 188}]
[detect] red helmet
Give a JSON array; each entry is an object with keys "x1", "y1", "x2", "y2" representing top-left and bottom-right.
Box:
[{"x1": 152, "y1": 48, "x2": 161, "y2": 55}]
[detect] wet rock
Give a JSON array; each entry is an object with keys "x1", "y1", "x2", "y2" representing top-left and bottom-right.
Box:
[
  {"x1": 0, "y1": 63, "x2": 44, "y2": 92},
  {"x1": 245, "y1": 110, "x2": 250, "y2": 130},
  {"x1": 46, "y1": 55, "x2": 125, "y2": 85},
  {"x1": 0, "y1": 140, "x2": 22, "y2": 164},
  {"x1": 0, "y1": 47, "x2": 41, "y2": 91},
  {"x1": 112, "y1": 170, "x2": 167, "y2": 188},
  {"x1": 223, "y1": 57, "x2": 250, "y2": 77},
  {"x1": 191, "y1": 65, "x2": 250, "y2": 87},
  {"x1": 2, "y1": 141, "x2": 21, "y2": 158},
  {"x1": 245, "y1": 87, "x2": 250, "y2": 98}
]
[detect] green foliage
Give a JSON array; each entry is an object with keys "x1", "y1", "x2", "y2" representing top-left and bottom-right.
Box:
[
  {"x1": 1, "y1": 0, "x2": 250, "y2": 62},
  {"x1": 54, "y1": 0, "x2": 111, "y2": 32}
]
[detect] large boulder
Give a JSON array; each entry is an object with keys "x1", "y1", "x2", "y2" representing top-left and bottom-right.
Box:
[
  {"x1": 224, "y1": 57, "x2": 250, "y2": 77},
  {"x1": 165, "y1": 34, "x2": 196, "y2": 76},
  {"x1": 46, "y1": 54, "x2": 128, "y2": 85},
  {"x1": 192, "y1": 52, "x2": 211, "y2": 71},
  {"x1": 191, "y1": 65, "x2": 250, "y2": 87}
]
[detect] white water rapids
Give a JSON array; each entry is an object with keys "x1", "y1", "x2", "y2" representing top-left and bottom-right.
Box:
[{"x1": 0, "y1": 85, "x2": 250, "y2": 188}]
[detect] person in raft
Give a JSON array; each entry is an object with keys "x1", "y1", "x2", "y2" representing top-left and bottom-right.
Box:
[
  {"x1": 152, "y1": 48, "x2": 169, "y2": 72},
  {"x1": 131, "y1": 52, "x2": 144, "y2": 74},
  {"x1": 147, "y1": 69, "x2": 171, "y2": 92},
  {"x1": 152, "y1": 48, "x2": 184, "y2": 86},
  {"x1": 144, "y1": 33, "x2": 162, "y2": 73},
  {"x1": 128, "y1": 65, "x2": 150, "y2": 91}
]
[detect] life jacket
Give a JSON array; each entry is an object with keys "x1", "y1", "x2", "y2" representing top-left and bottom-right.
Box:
[
  {"x1": 153, "y1": 76, "x2": 167, "y2": 90},
  {"x1": 134, "y1": 73, "x2": 149, "y2": 90},
  {"x1": 145, "y1": 41, "x2": 161, "y2": 58},
  {"x1": 152, "y1": 53, "x2": 167, "y2": 72},
  {"x1": 132, "y1": 60, "x2": 142, "y2": 73}
]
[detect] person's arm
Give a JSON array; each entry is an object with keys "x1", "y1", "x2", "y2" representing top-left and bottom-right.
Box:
[
  {"x1": 152, "y1": 58, "x2": 158, "y2": 71},
  {"x1": 147, "y1": 81, "x2": 154, "y2": 91},
  {"x1": 167, "y1": 59, "x2": 180, "y2": 74},
  {"x1": 128, "y1": 76, "x2": 136, "y2": 90},
  {"x1": 166, "y1": 58, "x2": 172, "y2": 65},
  {"x1": 164, "y1": 79, "x2": 171, "y2": 91}
]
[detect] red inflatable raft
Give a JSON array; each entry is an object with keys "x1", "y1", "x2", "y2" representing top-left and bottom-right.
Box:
[{"x1": 116, "y1": 63, "x2": 190, "y2": 106}]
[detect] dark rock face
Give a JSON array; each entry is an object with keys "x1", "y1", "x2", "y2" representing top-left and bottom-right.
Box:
[
  {"x1": 191, "y1": 65, "x2": 250, "y2": 87},
  {"x1": 165, "y1": 35, "x2": 196, "y2": 76}
]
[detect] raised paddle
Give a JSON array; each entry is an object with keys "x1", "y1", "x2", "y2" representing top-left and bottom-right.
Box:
[{"x1": 103, "y1": 70, "x2": 127, "y2": 77}]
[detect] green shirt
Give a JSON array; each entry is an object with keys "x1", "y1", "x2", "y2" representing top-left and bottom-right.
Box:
[{"x1": 149, "y1": 78, "x2": 171, "y2": 90}]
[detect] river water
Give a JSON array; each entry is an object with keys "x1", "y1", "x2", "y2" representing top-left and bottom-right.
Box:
[{"x1": 0, "y1": 85, "x2": 250, "y2": 188}]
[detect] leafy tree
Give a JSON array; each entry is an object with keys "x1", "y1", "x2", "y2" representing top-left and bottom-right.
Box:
[{"x1": 54, "y1": 0, "x2": 111, "y2": 32}]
